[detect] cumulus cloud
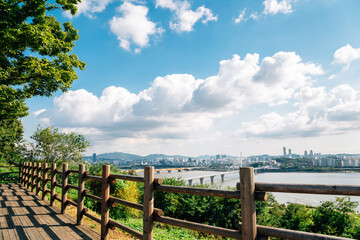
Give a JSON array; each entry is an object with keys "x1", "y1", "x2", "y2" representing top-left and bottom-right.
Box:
[
  {"x1": 109, "y1": 2, "x2": 164, "y2": 51},
  {"x1": 241, "y1": 0, "x2": 293, "y2": 23},
  {"x1": 333, "y1": 44, "x2": 360, "y2": 65},
  {"x1": 238, "y1": 84, "x2": 360, "y2": 138},
  {"x1": 155, "y1": 0, "x2": 217, "y2": 32},
  {"x1": 36, "y1": 51, "x2": 325, "y2": 142},
  {"x1": 263, "y1": 0, "x2": 293, "y2": 15}
]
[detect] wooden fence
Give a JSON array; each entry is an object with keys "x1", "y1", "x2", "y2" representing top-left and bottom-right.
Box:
[{"x1": 17, "y1": 162, "x2": 357, "y2": 240}]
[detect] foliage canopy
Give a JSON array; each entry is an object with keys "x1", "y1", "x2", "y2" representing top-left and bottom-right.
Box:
[{"x1": 0, "y1": 0, "x2": 85, "y2": 160}]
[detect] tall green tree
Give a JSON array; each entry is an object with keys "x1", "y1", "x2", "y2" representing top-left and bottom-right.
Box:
[
  {"x1": 0, "y1": 0, "x2": 85, "y2": 161},
  {"x1": 30, "y1": 125, "x2": 90, "y2": 164}
]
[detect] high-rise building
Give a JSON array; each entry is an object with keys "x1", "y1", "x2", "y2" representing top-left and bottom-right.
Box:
[
  {"x1": 93, "y1": 153, "x2": 96, "y2": 162},
  {"x1": 309, "y1": 150, "x2": 314, "y2": 157},
  {"x1": 304, "y1": 150, "x2": 308, "y2": 158},
  {"x1": 288, "y1": 149, "x2": 292, "y2": 158},
  {"x1": 283, "y1": 147, "x2": 286, "y2": 157}
]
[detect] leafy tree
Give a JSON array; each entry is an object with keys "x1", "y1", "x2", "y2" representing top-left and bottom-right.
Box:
[
  {"x1": 281, "y1": 203, "x2": 313, "y2": 231},
  {"x1": 0, "y1": 86, "x2": 28, "y2": 162},
  {"x1": 310, "y1": 197, "x2": 358, "y2": 236},
  {"x1": 30, "y1": 125, "x2": 90, "y2": 164},
  {"x1": 0, "y1": 0, "x2": 85, "y2": 161}
]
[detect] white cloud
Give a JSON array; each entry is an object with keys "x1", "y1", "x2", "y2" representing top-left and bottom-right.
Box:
[
  {"x1": 109, "y1": 2, "x2": 164, "y2": 51},
  {"x1": 242, "y1": 0, "x2": 293, "y2": 22},
  {"x1": 333, "y1": 44, "x2": 360, "y2": 65},
  {"x1": 263, "y1": 0, "x2": 293, "y2": 15},
  {"x1": 36, "y1": 51, "x2": 325, "y2": 143},
  {"x1": 33, "y1": 109, "x2": 47, "y2": 117},
  {"x1": 64, "y1": 0, "x2": 113, "y2": 18},
  {"x1": 155, "y1": 0, "x2": 217, "y2": 32},
  {"x1": 235, "y1": 8, "x2": 246, "y2": 24},
  {"x1": 238, "y1": 84, "x2": 360, "y2": 138}
]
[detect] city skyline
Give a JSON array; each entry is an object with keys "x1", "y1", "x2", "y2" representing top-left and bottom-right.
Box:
[{"x1": 23, "y1": 0, "x2": 360, "y2": 156}]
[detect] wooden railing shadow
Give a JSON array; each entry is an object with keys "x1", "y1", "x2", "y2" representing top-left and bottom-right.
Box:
[
  {"x1": 18, "y1": 162, "x2": 357, "y2": 240},
  {"x1": 0, "y1": 182, "x2": 96, "y2": 239}
]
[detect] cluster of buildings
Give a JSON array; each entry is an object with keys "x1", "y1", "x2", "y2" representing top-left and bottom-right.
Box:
[
  {"x1": 89, "y1": 148, "x2": 360, "y2": 169},
  {"x1": 90, "y1": 153, "x2": 237, "y2": 167}
]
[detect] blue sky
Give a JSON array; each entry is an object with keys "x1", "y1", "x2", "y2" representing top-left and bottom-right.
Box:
[{"x1": 25, "y1": 0, "x2": 360, "y2": 157}]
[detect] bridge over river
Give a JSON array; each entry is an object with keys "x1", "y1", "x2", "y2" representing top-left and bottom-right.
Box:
[{"x1": 147, "y1": 167, "x2": 265, "y2": 186}]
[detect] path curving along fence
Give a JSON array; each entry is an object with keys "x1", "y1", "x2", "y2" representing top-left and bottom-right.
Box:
[{"x1": 18, "y1": 162, "x2": 358, "y2": 240}]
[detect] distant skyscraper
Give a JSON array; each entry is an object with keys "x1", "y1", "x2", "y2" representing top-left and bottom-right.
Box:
[
  {"x1": 309, "y1": 150, "x2": 314, "y2": 157},
  {"x1": 283, "y1": 147, "x2": 286, "y2": 157},
  {"x1": 93, "y1": 153, "x2": 96, "y2": 162},
  {"x1": 288, "y1": 149, "x2": 292, "y2": 158},
  {"x1": 304, "y1": 150, "x2": 308, "y2": 158}
]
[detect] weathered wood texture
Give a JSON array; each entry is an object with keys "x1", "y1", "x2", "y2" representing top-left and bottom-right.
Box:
[
  {"x1": 143, "y1": 166, "x2": 154, "y2": 240},
  {"x1": 100, "y1": 165, "x2": 110, "y2": 240},
  {"x1": 77, "y1": 164, "x2": 85, "y2": 225},
  {"x1": 61, "y1": 163, "x2": 68, "y2": 214},
  {"x1": 0, "y1": 183, "x2": 100, "y2": 240},
  {"x1": 255, "y1": 183, "x2": 360, "y2": 196},
  {"x1": 50, "y1": 163, "x2": 56, "y2": 207},
  {"x1": 240, "y1": 167, "x2": 257, "y2": 240},
  {"x1": 42, "y1": 163, "x2": 48, "y2": 200}
]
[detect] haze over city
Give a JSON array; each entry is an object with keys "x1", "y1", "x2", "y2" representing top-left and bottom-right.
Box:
[{"x1": 23, "y1": 0, "x2": 360, "y2": 156}]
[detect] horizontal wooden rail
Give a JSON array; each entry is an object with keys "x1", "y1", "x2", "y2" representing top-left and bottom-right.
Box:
[
  {"x1": 67, "y1": 169, "x2": 79, "y2": 174},
  {"x1": 109, "y1": 218, "x2": 143, "y2": 239},
  {"x1": 254, "y1": 183, "x2": 360, "y2": 196},
  {"x1": 154, "y1": 184, "x2": 267, "y2": 201},
  {"x1": 109, "y1": 196, "x2": 163, "y2": 216},
  {"x1": 109, "y1": 174, "x2": 164, "y2": 186},
  {"x1": 66, "y1": 184, "x2": 78, "y2": 191},
  {"x1": 85, "y1": 175, "x2": 102, "y2": 181},
  {"x1": 154, "y1": 215, "x2": 242, "y2": 239},
  {"x1": 84, "y1": 212, "x2": 101, "y2": 223},
  {"x1": 84, "y1": 193, "x2": 102, "y2": 202},
  {"x1": 238, "y1": 224, "x2": 350, "y2": 240},
  {"x1": 110, "y1": 174, "x2": 145, "y2": 183},
  {"x1": 66, "y1": 199, "x2": 78, "y2": 207}
]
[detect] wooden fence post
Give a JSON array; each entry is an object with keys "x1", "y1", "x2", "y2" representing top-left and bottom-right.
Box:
[
  {"x1": 61, "y1": 163, "x2": 69, "y2": 214},
  {"x1": 77, "y1": 164, "x2": 85, "y2": 225},
  {"x1": 240, "y1": 167, "x2": 257, "y2": 240},
  {"x1": 36, "y1": 162, "x2": 41, "y2": 196},
  {"x1": 101, "y1": 165, "x2": 110, "y2": 240},
  {"x1": 42, "y1": 163, "x2": 48, "y2": 200},
  {"x1": 143, "y1": 166, "x2": 154, "y2": 240},
  {"x1": 21, "y1": 163, "x2": 26, "y2": 186},
  {"x1": 19, "y1": 163, "x2": 21, "y2": 184},
  {"x1": 24, "y1": 162, "x2": 28, "y2": 187},
  {"x1": 31, "y1": 162, "x2": 36, "y2": 191},
  {"x1": 50, "y1": 163, "x2": 56, "y2": 206},
  {"x1": 21, "y1": 163, "x2": 25, "y2": 185}
]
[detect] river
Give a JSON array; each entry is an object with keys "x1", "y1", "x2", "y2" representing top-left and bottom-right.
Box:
[{"x1": 145, "y1": 170, "x2": 360, "y2": 211}]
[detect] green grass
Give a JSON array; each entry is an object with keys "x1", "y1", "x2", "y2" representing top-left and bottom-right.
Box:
[{"x1": 118, "y1": 217, "x2": 209, "y2": 240}]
